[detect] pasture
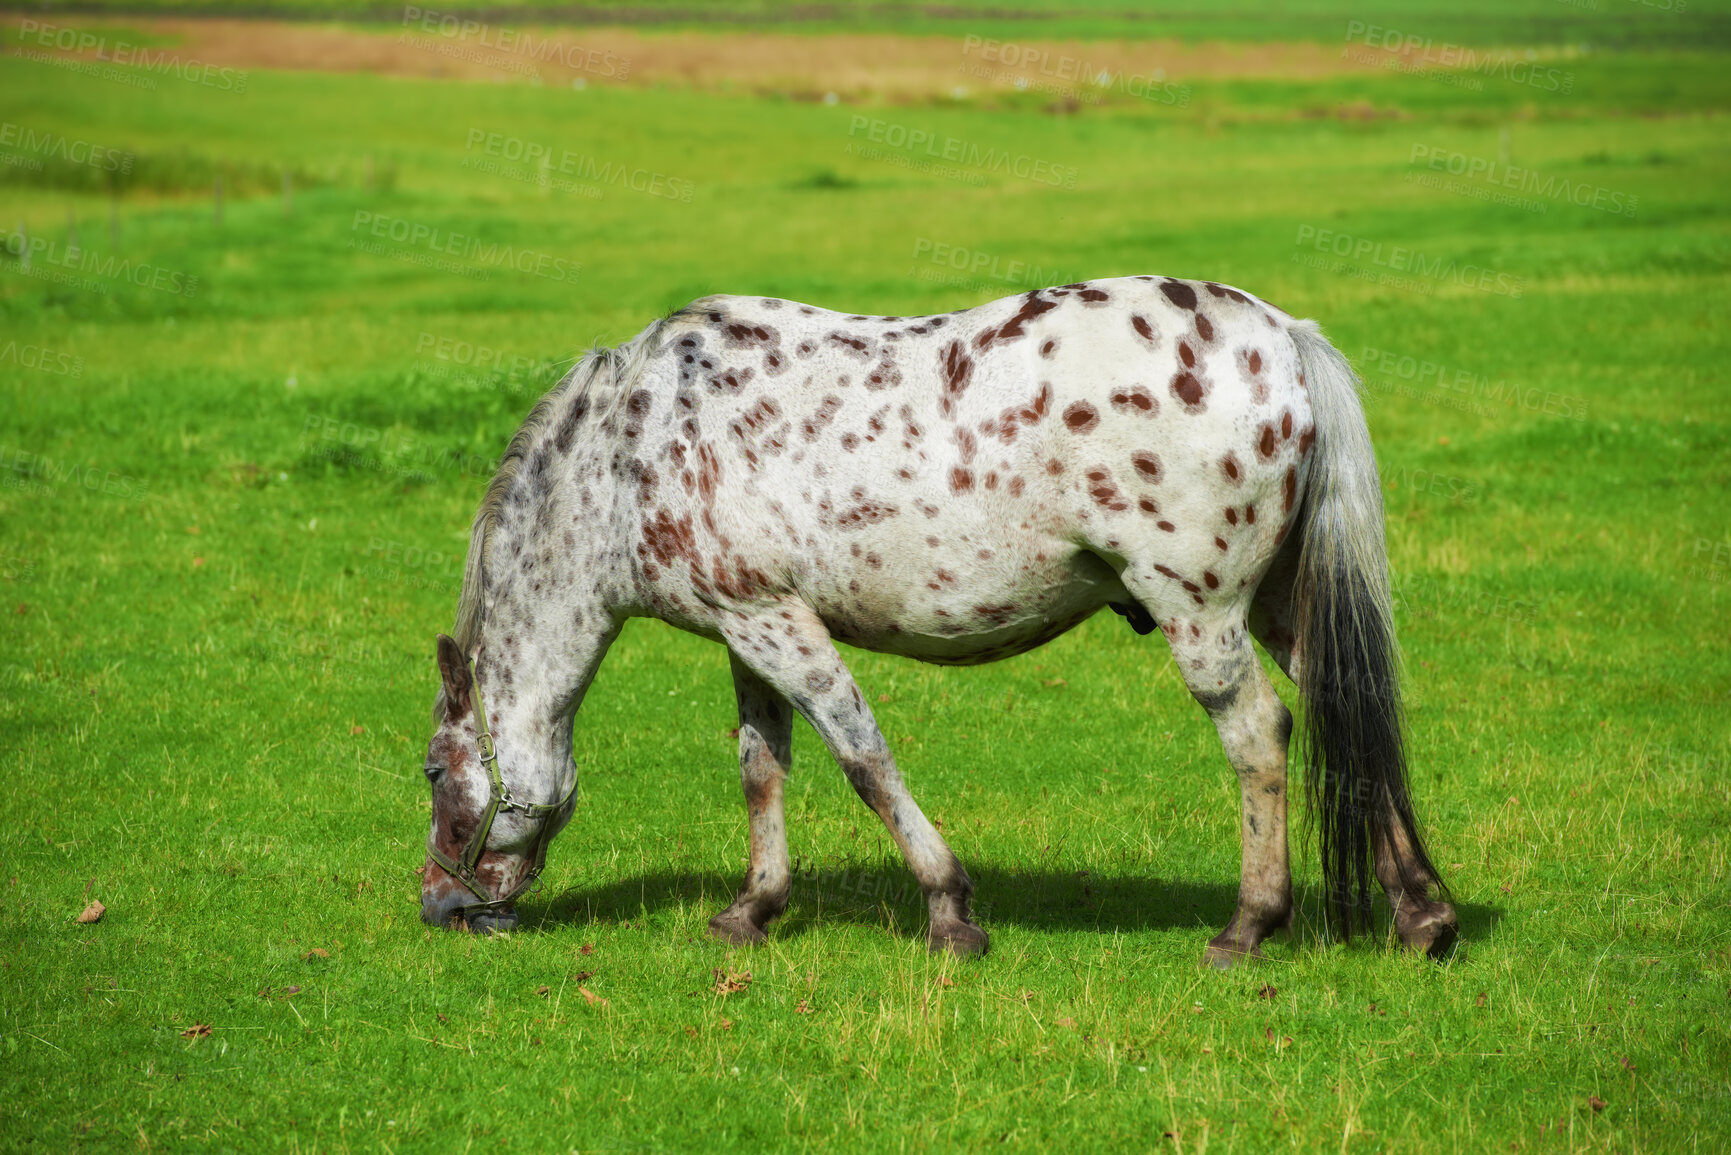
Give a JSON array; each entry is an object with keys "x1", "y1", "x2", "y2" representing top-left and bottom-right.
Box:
[{"x1": 1, "y1": 9, "x2": 1728, "y2": 1151}]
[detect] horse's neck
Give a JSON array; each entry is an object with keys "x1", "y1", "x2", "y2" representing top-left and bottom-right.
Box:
[{"x1": 474, "y1": 394, "x2": 625, "y2": 728}]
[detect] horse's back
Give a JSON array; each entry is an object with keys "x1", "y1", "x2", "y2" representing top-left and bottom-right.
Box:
[{"x1": 607, "y1": 277, "x2": 1313, "y2": 659}]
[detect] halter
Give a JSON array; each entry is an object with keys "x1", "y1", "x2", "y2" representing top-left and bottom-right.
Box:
[{"x1": 427, "y1": 658, "x2": 576, "y2": 925}]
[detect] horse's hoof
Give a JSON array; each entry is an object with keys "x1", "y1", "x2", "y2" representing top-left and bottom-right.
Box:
[
  {"x1": 1398, "y1": 904, "x2": 1460, "y2": 959},
  {"x1": 928, "y1": 920, "x2": 988, "y2": 957},
  {"x1": 1201, "y1": 942, "x2": 1264, "y2": 971},
  {"x1": 707, "y1": 910, "x2": 768, "y2": 947}
]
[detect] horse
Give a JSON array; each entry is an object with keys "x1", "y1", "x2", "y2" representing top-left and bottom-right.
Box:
[{"x1": 417, "y1": 275, "x2": 1458, "y2": 968}]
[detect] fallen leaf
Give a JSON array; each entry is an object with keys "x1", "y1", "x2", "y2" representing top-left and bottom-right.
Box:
[
  {"x1": 536, "y1": 985, "x2": 550, "y2": 997},
  {"x1": 578, "y1": 986, "x2": 608, "y2": 1008},
  {"x1": 718, "y1": 1017, "x2": 734, "y2": 1030},
  {"x1": 794, "y1": 1000, "x2": 813, "y2": 1014},
  {"x1": 1042, "y1": 677, "x2": 1068, "y2": 688},
  {"x1": 938, "y1": 975, "x2": 955, "y2": 988},
  {"x1": 1588, "y1": 1096, "x2": 1607, "y2": 1113},
  {"x1": 1618, "y1": 1056, "x2": 1634, "y2": 1071},
  {"x1": 1055, "y1": 1016, "x2": 1076, "y2": 1029},
  {"x1": 436, "y1": 1013, "x2": 449, "y2": 1024},
  {"x1": 351, "y1": 725, "x2": 364, "y2": 736},
  {"x1": 302, "y1": 948, "x2": 330, "y2": 961},
  {"x1": 280, "y1": 985, "x2": 301, "y2": 997},
  {"x1": 1257, "y1": 984, "x2": 1278, "y2": 999},
  {"x1": 76, "y1": 900, "x2": 105, "y2": 924},
  {"x1": 181, "y1": 1024, "x2": 212, "y2": 1039},
  {"x1": 712, "y1": 969, "x2": 753, "y2": 995},
  {"x1": 569, "y1": 970, "x2": 595, "y2": 983},
  {"x1": 580, "y1": 943, "x2": 594, "y2": 956},
  {"x1": 684, "y1": 1025, "x2": 698, "y2": 1037},
  {"x1": 1476, "y1": 992, "x2": 1488, "y2": 1008},
  {"x1": 192, "y1": 557, "x2": 205, "y2": 568},
  {"x1": 185, "y1": 525, "x2": 201, "y2": 535}
]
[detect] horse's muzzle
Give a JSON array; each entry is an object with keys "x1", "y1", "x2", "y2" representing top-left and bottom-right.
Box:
[
  {"x1": 455, "y1": 908, "x2": 518, "y2": 935},
  {"x1": 421, "y1": 889, "x2": 519, "y2": 934}
]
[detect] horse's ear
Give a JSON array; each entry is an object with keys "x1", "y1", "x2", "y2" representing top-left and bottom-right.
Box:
[{"x1": 435, "y1": 634, "x2": 471, "y2": 715}]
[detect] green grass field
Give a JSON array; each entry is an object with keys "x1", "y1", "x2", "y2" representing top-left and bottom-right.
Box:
[
  {"x1": 12, "y1": 1, "x2": 1731, "y2": 48},
  {"x1": 1, "y1": 16, "x2": 1729, "y2": 1153}
]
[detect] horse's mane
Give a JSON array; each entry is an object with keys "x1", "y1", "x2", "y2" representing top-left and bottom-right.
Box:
[{"x1": 433, "y1": 319, "x2": 673, "y2": 721}]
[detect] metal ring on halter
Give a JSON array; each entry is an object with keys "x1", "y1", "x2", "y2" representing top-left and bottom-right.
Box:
[{"x1": 428, "y1": 657, "x2": 576, "y2": 924}]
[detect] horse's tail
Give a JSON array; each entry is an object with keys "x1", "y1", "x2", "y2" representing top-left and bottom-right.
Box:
[{"x1": 1287, "y1": 320, "x2": 1447, "y2": 938}]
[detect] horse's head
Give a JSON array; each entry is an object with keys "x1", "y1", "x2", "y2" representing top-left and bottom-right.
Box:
[{"x1": 420, "y1": 633, "x2": 574, "y2": 934}]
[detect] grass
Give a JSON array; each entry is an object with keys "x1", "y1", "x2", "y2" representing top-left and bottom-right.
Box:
[
  {"x1": 12, "y1": 1, "x2": 1731, "y2": 48},
  {"x1": 1, "y1": 28, "x2": 1729, "y2": 1154}
]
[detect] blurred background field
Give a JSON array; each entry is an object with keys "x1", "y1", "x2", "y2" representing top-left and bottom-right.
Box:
[{"x1": 1, "y1": 5, "x2": 1727, "y2": 1151}]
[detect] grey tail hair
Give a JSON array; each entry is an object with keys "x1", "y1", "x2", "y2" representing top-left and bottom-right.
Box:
[
  {"x1": 433, "y1": 318, "x2": 670, "y2": 722},
  {"x1": 1287, "y1": 319, "x2": 1449, "y2": 938}
]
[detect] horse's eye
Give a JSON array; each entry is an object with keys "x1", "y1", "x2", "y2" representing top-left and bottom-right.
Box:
[{"x1": 424, "y1": 764, "x2": 445, "y2": 784}]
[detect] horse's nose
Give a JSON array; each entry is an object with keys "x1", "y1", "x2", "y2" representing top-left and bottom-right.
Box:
[
  {"x1": 462, "y1": 908, "x2": 519, "y2": 935},
  {"x1": 420, "y1": 892, "x2": 518, "y2": 934}
]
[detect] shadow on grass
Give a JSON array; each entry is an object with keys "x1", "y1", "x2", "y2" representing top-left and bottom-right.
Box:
[{"x1": 527, "y1": 860, "x2": 1501, "y2": 949}]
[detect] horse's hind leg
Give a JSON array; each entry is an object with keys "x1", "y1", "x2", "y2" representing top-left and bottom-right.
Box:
[
  {"x1": 720, "y1": 602, "x2": 986, "y2": 956},
  {"x1": 709, "y1": 654, "x2": 795, "y2": 946},
  {"x1": 1151, "y1": 605, "x2": 1295, "y2": 968}
]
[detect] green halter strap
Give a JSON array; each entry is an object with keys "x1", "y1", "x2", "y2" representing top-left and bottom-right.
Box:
[{"x1": 427, "y1": 658, "x2": 576, "y2": 923}]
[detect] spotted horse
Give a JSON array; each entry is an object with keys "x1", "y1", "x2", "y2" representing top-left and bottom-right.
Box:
[{"x1": 418, "y1": 275, "x2": 1458, "y2": 967}]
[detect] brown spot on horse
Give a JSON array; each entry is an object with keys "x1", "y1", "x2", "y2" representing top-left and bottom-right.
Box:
[
  {"x1": 1063, "y1": 402, "x2": 1100, "y2": 433},
  {"x1": 1160, "y1": 280, "x2": 1198, "y2": 310},
  {"x1": 1172, "y1": 371, "x2": 1208, "y2": 412}
]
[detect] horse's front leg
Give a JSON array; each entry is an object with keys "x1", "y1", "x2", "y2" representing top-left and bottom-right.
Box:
[
  {"x1": 720, "y1": 602, "x2": 987, "y2": 956},
  {"x1": 709, "y1": 654, "x2": 795, "y2": 945}
]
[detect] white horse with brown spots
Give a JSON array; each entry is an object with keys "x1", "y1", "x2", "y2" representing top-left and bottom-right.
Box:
[{"x1": 419, "y1": 276, "x2": 1458, "y2": 967}]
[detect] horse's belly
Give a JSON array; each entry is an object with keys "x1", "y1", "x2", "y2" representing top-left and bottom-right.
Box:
[{"x1": 810, "y1": 542, "x2": 1124, "y2": 665}]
